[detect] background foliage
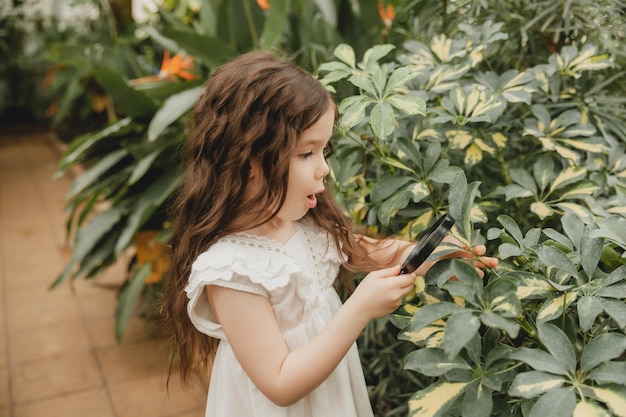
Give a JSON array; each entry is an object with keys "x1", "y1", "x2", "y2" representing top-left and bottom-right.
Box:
[{"x1": 25, "y1": 0, "x2": 626, "y2": 415}]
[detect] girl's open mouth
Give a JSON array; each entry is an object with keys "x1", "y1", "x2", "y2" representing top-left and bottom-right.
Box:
[{"x1": 307, "y1": 194, "x2": 317, "y2": 208}]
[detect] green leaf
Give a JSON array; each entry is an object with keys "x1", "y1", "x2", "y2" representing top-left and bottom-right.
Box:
[
  {"x1": 66, "y1": 149, "x2": 128, "y2": 199},
  {"x1": 348, "y1": 74, "x2": 377, "y2": 96},
  {"x1": 537, "y1": 323, "x2": 576, "y2": 373},
  {"x1": 528, "y1": 387, "x2": 576, "y2": 417},
  {"x1": 361, "y1": 44, "x2": 395, "y2": 69},
  {"x1": 443, "y1": 311, "x2": 480, "y2": 359},
  {"x1": 115, "y1": 264, "x2": 150, "y2": 342},
  {"x1": 408, "y1": 302, "x2": 466, "y2": 335},
  {"x1": 369, "y1": 101, "x2": 396, "y2": 139},
  {"x1": 404, "y1": 348, "x2": 471, "y2": 376},
  {"x1": 462, "y1": 383, "x2": 493, "y2": 417},
  {"x1": 370, "y1": 175, "x2": 412, "y2": 203},
  {"x1": 479, "y1": 312, "x2": 520, "y2": 338},
  {"x1": 601, "y1": 298, "x2": 626, "y2": 328},
  {"x1": 339, "y1": 96, "x2": 371, "y2": 129},
  {"x1": 497, "y1": 215, "x2": 525, "y2": 246},
  {"x1": 598, "y1": 282, "x2": 626, "y2": 298},
  {"x1": 91, "y1": 65, "x2": 158, "y2": 118},
  {"x1": 387, "y1": 94, "x2": 426, "y2": 116},
  {"x1": 580, "y1": 333, "x2": 626, "y2": 373},
  {"x1": 333, "y1": 43, "x2": 356, "y2": 68},
  {"x1": 408, "y1": 381, "x2": 469, "y2": 417},
  {"x1": 508, "y1": 347, "x2": 569, "y2": 375},
  {"x1": 260, "y1": 0, "x2": 289, "y2": 48},
  {"x1": 509, "y1": 371, "x2": 566, "y2": 398},
  {"x1": 577, "y1": 296, "x2": 604, "y2": 332},
  {"x1": 537, "y1": 292, "x2": 577, "y2": 323},
  {"x1": 58, "y1": 118, "x2": 134, "y2": 172},
  {"x1": 377, "y1": 188, "x2": 411, "y2": 225},
  {"x1": 535, "y1": 245, "x2": 579, "y2": 277},
  {"x1": 588, "y1": 362, "x2": 626, "y2": 385},
  {"x1": 114, "y1": 172, "x2": 182, "y2": 255},
  {"x1": 147, "y1": 86, "x2": 204, "y2": 141}
]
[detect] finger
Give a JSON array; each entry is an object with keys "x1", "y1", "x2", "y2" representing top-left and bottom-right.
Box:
[{"x1": 471, "y1": 245, "x2": 486, "y2": 256}]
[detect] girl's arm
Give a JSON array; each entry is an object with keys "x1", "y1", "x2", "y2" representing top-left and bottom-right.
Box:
[{"x1": 204, "y1": 264, "x2": 414, "y2": 407}]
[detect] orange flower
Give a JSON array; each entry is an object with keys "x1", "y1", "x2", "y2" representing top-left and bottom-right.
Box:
[
  {"x1": 256, "y1": 0, "x2": 269, "y2": 10},
  {"x1": 129, "y1": 50, "x2": 197, "y2": 85},
  {"x1": 159, "y1": 50, "x2": 197, "y2": 81},
  {"x1": 378, "y1": 1, "x2": 395, "y2": 29}
]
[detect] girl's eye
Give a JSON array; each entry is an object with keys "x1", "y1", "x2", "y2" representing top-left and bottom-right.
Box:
[
  {"x1": 323, "y1": 143, "x2": 334, "y2": 158},
  {"x1": 299, "y1": 151, "x2": 314, "y2": 159}
]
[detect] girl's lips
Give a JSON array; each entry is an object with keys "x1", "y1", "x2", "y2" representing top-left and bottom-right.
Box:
[{"x1": 307, "y1": 194, "x2": 317, "y2": 208}]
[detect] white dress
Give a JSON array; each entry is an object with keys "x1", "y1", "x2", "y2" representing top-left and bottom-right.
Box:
[{"x1": 185, "y1": 217, "x2": 375, "y2": 417}]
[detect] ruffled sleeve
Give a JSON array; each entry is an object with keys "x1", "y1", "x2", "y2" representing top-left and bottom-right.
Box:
[{"x1": 184, "y1": 237, "x2": 302, "y2": 339}]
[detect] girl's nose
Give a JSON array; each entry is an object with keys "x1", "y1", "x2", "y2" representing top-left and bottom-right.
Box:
[{"x1": 317, "y1": 155, "x2": 330, "y2": 179}]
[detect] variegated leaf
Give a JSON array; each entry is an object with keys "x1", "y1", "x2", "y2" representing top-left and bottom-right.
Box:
[
  {"x1": 509, "y1": 371, "x2": 565, "y2": 398},
  {"x1": 408, "y1": 381, "x2": 469, "y2": 417},
  {"x1": 588, "y1": 387, "x2": 626, "y2": 417},
  {"x1": 536, "y1": 292, "x2": 577, "y2": 322},
  {"x1": 573, "y1": 401, "x2": 610, "y2": 417}
]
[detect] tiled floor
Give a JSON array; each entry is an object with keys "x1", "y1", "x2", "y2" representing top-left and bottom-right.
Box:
[{"x1": 0, "y1": 128, "x2": 205, "y2": 417}]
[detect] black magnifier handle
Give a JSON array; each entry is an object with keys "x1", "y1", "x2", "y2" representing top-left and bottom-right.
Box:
[{"x1": 400, "y1": 213, "x2": 455, "y2": 274}]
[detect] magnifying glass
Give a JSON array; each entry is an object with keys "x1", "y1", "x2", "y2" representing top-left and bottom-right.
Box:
[{"x1": 400, "y1": 213, "x2": 455, "y2": 274}]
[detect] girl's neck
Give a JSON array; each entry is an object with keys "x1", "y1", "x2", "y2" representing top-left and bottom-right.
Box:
[{"x1": 244, "y1": 218, "x2": 297, "y2": 244}]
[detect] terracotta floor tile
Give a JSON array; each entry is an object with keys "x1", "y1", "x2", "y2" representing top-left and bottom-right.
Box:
[
  {"x1": 11, "y1": 352, "x2": 103, "y2": 404},
  {"x1": 13, "y1": 388, "x2": 115, "y2": 417},
  {"x1": 96, "y1": 339, "x2": 169, "y2": 385},
  {"x1": 0, "y1": 366, "x2": 9, "y2": 408},
  {"x1": 108, "y1": 373, "x2": 205, "y2": 417},
  {"x1": 0, "y1": 407, "x2": 10, "y2": 417},
  {"x1": 77, "y1": 288, "x2": 120, "y2": 320},
  {"x1": 8, "y1": 320, "x2": 91, "y2": 364},
  {"x1": 5, "y1": 295, "x2": 81, "y2": 333},
  {"x1": 85, "y1": 315, "x2": 154, "y2": 349}
]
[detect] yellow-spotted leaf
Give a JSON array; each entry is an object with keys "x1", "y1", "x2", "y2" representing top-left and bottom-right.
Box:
[
  {"x1": 408, "y1": 381, "x2": 469, "y2": 417},
  {"x1": 411, "y1": 182, "x2": 430, "y2": 202},
  {"x1": 560, "y1": 139, "x2": 606, "y2": 153},
  {"x1": 447, "y1": 129, "x2": 473, "y2": 149},
  {"x1": 531, "y1": 201, "x2": 554, "y2": 219},
  {"x1": 588, "y1": 387, "x2": 626, "y2": 417},
  {"x1": 514, "y1": 273, "x2": 554, "y2": 299},
  {"x1": 509, "y1": 371, "x2": 565, "y2": 398},
  {"x1": 560, "y1": 182, "x2": 599, "y2": 200},
  {"x1": 549, "y1": 166, "x2": 587, "y2": 194},
  {"x1": 555, "y1": 202, "x2": 594, "y2": 223},
  {"x1": 573, "y1": 401, "x2": 610, "y2": 417},
  {"x1": 537, "y1": 292, "x2": 577, "y2": 322},
  {"x1": 465, "y1": 143, "x2": 484, "y2": 166},
  {"x1": 401, "y1": 324, "x2": 444, "y2": 345},
  {"x1": 475, "y1": 138, "x2": 496, "y2": 155},
  {"x1": 492, "y1": 132, "x2": 507, "y2": 148}
]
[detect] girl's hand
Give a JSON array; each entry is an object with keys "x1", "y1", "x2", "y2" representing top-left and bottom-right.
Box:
[
  {"x1": 411, "y1": 237, "x2": 499, "y2": 278},
  {"x1": 347, "y1": 265, "x2": 416, "y2": 322}
]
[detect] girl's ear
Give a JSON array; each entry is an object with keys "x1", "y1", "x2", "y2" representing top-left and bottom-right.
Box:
[{"x1": 248, "y1": 157, "x2": 263, "y2": 180}]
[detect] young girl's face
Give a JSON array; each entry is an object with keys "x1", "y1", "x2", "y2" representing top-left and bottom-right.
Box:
[{"x1": 278, "y1": 105, "x2": 334, "y2": 223}]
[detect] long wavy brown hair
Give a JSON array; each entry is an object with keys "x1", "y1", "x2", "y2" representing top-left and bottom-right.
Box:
[{"x1": 162, "y1": 51, "x2": 390, "y2": 387}]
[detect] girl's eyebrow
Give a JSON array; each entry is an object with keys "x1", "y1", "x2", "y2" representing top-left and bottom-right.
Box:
[{"x1": 298, "y1": 137, "x2": 329, "y2": 146}]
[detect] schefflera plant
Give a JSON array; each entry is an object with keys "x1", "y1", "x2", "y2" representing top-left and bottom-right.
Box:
[
  {"x1": 318, "y1": 23, "x2": 626, "y2": 417},
  {"x1": 391, "y1": 211, "x2": 626, "y2": 417}
]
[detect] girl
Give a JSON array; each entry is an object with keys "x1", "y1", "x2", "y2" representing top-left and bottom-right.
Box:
[{"x1": 162, "y1": 51, "x2": 497, "y2": 417}]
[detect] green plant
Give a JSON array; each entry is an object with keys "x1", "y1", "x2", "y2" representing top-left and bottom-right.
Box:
[{"x1": 318, "y1": 4, "x2": 626, "y2": 413}]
